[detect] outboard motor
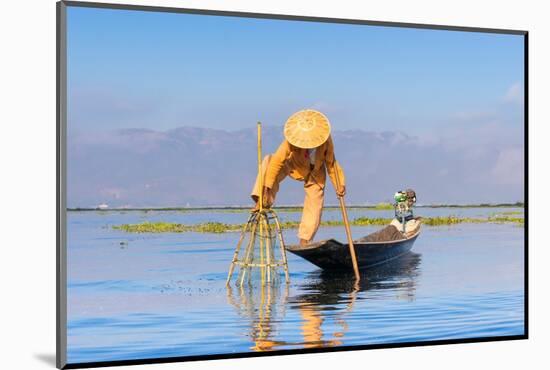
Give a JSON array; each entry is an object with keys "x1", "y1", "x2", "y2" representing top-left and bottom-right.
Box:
[{"x1": 394, "y1": 189, "x2": 417, "y2": 233}]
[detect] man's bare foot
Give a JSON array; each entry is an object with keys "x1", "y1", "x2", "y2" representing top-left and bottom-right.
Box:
[
  {"x1": 251, "y1": 202, "x2": 260, "y2": 212},
  {"x1": 299, "y1": 239, "x2": 310, "y2": 247}
]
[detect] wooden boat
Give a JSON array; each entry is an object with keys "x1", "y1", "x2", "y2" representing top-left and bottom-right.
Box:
[{"x1": 286, "y1": 225, "x2": 421, "y2": 271}]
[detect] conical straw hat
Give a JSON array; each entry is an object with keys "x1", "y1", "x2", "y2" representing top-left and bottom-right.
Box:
[{"x1": 283, "y1": 109, "x2": 331, "y2": 149}]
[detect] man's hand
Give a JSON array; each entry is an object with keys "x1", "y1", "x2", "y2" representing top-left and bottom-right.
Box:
[
  {"x1": 262, "y1": 186, "x2": 275, "y2": 208},
  {"x1": 336, "y1": 185, "x2": 346, "y2": 198}
]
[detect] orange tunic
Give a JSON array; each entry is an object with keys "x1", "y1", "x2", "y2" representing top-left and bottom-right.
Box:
[{"x1": 264, "y1": 135, "x2": 345, "y2": 190}]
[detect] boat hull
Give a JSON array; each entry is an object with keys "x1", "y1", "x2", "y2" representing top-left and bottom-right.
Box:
[{"x1": 286, "y1": 231, "x2": 420, "y2": 271}]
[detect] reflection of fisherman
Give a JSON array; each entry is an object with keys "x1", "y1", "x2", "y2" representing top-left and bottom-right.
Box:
[
  {"x1": 251, "y1": 109, "x2": 346, "y2": 247},
  {"x1": 298, "y1": 302, "x2": 343, "y2": 348},
  {"x1": 295, "y1": 253, "x2": 420, "y2": 346}
]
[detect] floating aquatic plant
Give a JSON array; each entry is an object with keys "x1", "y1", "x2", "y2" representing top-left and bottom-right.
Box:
[
  {"x1": 373, "y1": 202, "x2": 394, "y2": 210},
  {"x1": 113, "y1": 214, "x2": 524, "y2": 234}
]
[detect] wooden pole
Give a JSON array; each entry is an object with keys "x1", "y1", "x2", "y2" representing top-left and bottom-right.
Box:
[
  {"x1": 257, "y1": 122, "x2": 265, "y2": 285},
  {"x1": 334, "y1": 163, "x2": 360, "y2": 281},
  {"x1": 258, "y1": 122, "x2": 263, "y2": 213}
]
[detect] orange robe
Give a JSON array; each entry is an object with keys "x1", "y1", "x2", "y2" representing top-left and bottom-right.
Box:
[{"x1": 251, "y1": 135, "x2": 345, "y2": 241}]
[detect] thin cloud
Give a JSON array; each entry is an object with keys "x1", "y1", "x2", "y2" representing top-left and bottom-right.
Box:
[
  {"x1": 503, "y1": 82, "x2": 524, "y2": 105},
  {"x1": 490, "y1": 148, "x2": 524, "y2": 185}
]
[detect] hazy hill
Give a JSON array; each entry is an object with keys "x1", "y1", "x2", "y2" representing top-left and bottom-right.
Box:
[{"x1": 67, "y1": 125, "x2": 524, "y2": 208}]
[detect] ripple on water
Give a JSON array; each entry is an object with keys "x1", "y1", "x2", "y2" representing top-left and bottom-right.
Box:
[{"x1": 67, "y1": 213, "x2": 525, "y2": 364}]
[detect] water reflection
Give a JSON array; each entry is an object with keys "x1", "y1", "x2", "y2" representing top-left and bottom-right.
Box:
[
  {"x1": 297, "y1": 252, "x2": 422, "y2": 303},
  {"x1": 226, "y1": 252, "x2": 422, "y2": 351},
  {"x1": 290, "y1": 252, "x2": 422, "y2": 348},
  {"x1": 227, "y1": 282, "x2": 290, "y2": 351}
]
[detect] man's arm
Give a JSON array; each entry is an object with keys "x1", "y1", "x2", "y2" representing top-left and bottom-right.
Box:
[
  {"x1": 325, "y1": 136, "x2": 346, "y2": 196},
  {"x1": 264, "y1": 140, "x2": 291, "y2": 189}
]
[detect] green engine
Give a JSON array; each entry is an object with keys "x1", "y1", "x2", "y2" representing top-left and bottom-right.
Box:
[{"x1": 394, "y1": 189, "x2": 417, "y2": 223}]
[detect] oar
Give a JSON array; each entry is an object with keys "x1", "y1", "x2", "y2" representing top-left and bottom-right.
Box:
[{"x1": 334, "y1": 167, "x2": 360, "y2": 281}]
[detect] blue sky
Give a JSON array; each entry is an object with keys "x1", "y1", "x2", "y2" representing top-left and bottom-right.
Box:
[
  {"x1": 67, "y1": 6, "x2": 524, "y2": 134},
  {"x1": 66, "y1": 6, "x2": 525, "y2": 206}
]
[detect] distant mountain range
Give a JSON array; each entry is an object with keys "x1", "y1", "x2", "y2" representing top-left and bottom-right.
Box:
[{"x1": 67, "y1": 125, "x2": 524, "y2": 208}]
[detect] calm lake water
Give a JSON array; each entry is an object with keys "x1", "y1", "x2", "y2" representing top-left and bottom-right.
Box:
[{"x1": 66, "y1": 207, "x2": 525, "y2": 364}]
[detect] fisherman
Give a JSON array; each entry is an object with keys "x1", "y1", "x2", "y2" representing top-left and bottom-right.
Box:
[{"x1": 251, "y1": 109, "x2": 346, "y2": 247}]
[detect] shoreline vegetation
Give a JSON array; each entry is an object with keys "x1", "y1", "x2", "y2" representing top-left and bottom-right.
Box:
[
  {"x1": 112, "y1": 215, "x2": 524, "y2": 234},
  {"x1": 70, "y1": 202, "x2": 524, "y2": 213}
]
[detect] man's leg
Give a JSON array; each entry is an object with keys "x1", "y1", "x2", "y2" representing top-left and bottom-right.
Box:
[
  {"x1": 298, "y1": 183, "x2": 325, "y2": 242},
  {"x1": 250, "y1": 154, "x2": 287, "y2": 205}
]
